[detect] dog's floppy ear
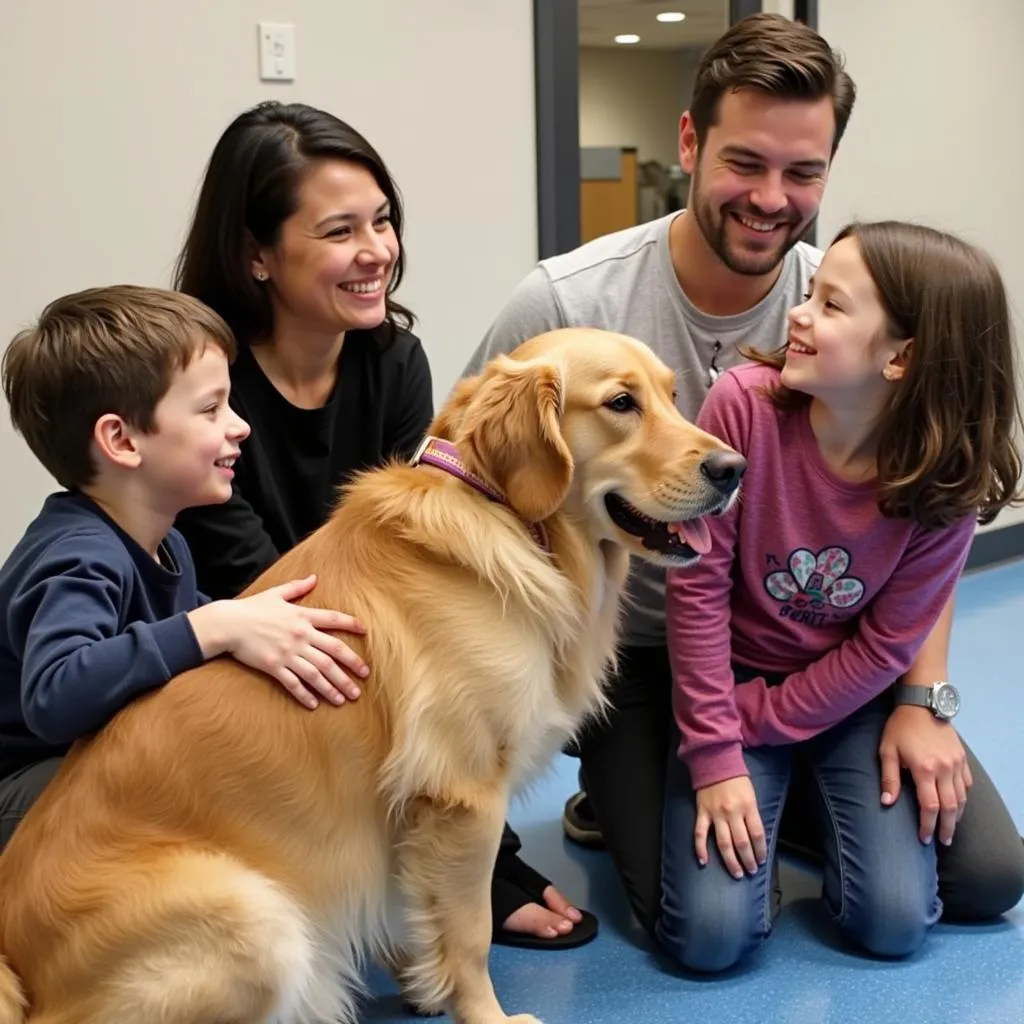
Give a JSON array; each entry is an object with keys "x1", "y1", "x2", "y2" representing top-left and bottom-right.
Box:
[{"x1": 457, "y1": 355, "x2": 573, "y2": 523}]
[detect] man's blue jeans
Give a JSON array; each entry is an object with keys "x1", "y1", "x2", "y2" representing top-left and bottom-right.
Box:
[{"x1": 656, "y1": 687, "x2": 941, "y2": 972}]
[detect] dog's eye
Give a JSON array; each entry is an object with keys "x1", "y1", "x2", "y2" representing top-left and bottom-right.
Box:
[{"x1": 604, "y1": 393, "x2": 638, "y2": 413}]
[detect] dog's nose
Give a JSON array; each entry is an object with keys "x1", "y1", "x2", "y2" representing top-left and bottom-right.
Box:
[{"x1": 700, "y1": 451, "x2": 747, "y2": 495}]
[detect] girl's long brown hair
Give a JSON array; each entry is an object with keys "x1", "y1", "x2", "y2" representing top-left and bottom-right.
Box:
[{"x1": 746, "y1": 221, "x2": 1023, "y2": 528}]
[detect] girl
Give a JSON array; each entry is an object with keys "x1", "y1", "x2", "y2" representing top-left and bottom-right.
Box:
[
  {"x1": 171, "y1": 101, "x2": 596, "y2": 951},
  {"x1": 657, "y1": 220, "x2": 1022, "y2": 971}
]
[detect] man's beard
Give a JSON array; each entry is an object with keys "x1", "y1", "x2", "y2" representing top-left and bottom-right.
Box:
[{"x1": 690, "y1": 165, "x2": 811, "y2": 277}]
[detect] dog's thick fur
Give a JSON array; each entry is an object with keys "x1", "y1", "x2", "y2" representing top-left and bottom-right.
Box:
[{"x1": 0, "y1": 328, "x2": 741, "y2": 1024}]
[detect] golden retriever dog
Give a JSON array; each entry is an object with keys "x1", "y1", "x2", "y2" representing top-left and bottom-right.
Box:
[{"x1": 0, "y1": 327, "x2": 745, "y2": 1024}]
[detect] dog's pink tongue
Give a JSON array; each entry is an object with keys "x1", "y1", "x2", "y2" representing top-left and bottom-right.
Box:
[{"x1": 669, "y1": 517, "x2": 712, "y2": 555}]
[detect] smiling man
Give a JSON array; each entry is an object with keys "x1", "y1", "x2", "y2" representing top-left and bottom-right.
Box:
[
  {"x1": 463, "y1": 12, "x2": 1024, "y2": 942},
  {"x1": 674, "y1": 87, "x2": 833, "y2": 302}
]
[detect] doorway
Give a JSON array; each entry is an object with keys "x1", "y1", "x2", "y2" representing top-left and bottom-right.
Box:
[{"x1": 533, "y1": 0, "x2": 817, "y2": 258}]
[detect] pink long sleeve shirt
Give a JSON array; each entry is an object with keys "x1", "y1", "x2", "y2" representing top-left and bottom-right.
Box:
[{"x1": 666, "y1": 363, "x2": 976, "y2": 790}]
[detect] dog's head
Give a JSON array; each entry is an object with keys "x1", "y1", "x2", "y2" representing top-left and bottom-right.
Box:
[{"x1": 434, "y1": 328, "x2": 745, "y2": 567}]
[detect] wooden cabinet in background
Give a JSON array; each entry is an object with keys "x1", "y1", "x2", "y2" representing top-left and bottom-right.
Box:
[{"x1": 580, "y1": 146, "x2": 638, "y2": 243}]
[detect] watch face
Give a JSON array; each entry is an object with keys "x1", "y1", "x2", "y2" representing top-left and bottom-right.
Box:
[{"x1": 934, "y1": 683, "x2": 961, "y2": 718}]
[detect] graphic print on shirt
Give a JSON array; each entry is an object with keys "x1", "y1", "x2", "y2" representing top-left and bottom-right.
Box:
[{"x1": 764, "y1": 547, "x2": 865, "y2": 628}]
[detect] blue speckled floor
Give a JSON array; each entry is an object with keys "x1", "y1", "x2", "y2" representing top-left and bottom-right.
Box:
[{"x1": 363, "y1": 559, "x2": 1024, "y2": 1024}]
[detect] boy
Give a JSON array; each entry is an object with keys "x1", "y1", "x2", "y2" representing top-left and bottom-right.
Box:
[{"x1": 0, "y1": 285, "x2": 368, "y2": 851}]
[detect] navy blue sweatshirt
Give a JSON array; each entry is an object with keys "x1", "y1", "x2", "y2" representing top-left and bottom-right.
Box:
[{"x1": 0, "y1": 492, "x2": 206, "y2": 777}]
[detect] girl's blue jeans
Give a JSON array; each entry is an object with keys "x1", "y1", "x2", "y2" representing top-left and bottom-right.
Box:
[{"x1": 656, "y1": 678, "x2": 940, "y2": 973}]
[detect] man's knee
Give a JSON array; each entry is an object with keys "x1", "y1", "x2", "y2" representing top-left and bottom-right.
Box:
[{"x1": 941, "y1": 835, "x2": 1024, "y2": 921}]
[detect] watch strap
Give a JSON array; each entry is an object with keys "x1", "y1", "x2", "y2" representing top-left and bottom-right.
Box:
[{"x1": 894, "y1": 684, "x2": 934, "y2": 709}]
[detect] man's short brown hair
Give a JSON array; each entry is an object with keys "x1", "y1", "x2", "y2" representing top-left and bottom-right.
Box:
[
  {"x1": 3, "y1": 285, "x2": 236, "y2": 490},
  {"x1": 690, "y1": 13, "x2": 856, "y2": 154}
]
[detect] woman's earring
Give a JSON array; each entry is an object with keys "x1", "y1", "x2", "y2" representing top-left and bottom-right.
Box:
[{"x1": 254, "y1": 270, "x2": 268, "y2": 282}]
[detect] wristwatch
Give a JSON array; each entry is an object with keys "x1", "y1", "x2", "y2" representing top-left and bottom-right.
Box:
[{"x1": 894, "y1": 681, "x2": 961, "y2": 721}]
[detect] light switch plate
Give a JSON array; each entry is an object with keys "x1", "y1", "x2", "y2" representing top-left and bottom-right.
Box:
[{"x1": 258, "y1": 22, "x2": 296, "y2": 82}]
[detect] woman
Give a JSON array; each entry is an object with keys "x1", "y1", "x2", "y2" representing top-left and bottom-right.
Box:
[{"x1": 173, "y1": 100, "x2": 597, "y2": 950}]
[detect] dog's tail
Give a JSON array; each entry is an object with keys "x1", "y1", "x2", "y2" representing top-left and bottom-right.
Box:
[{"x1": 0, "y1": 956, "x2": 26, "y2": 1024}]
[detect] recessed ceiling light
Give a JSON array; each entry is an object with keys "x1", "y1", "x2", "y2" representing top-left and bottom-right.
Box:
[
  {"x1": 657, "y1": 12, "x2": 686, "y2": 22},
  {"x1": 615, "y1": 33, "x2": 641, "y2": 44}
]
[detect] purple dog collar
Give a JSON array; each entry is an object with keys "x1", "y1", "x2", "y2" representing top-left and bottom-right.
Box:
[{"x1": 410, "y1": 436, "x2": 550, "y2": 552}]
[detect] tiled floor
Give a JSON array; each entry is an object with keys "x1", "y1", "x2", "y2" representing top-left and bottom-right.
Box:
[{"x1": 365, "y1": 559, "x2": 1024, "y2": 1023}]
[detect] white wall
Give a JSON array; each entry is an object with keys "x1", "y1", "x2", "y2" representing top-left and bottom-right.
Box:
[
  {"x1": 818, "y1": 0, "x2": 1024, "y2": 532},
  {"x1": 0, "y1": 0, "x2": 537, "y2": 557},
  {"x1": 579, "y1": 47, "x2": 703, "y2": 167}
]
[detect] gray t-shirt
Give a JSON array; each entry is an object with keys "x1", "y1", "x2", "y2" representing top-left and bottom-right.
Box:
[{"x1": 463, "y1": 211, "x2": 821, "y2": 647}]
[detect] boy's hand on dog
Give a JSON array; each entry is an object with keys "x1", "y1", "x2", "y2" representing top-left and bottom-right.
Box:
[
  {"x1": 188, "y1": 574, "x2": 369, "y2": 709},
  {"x1": 694, "y1": 775, "x2": 767, "y2": 879}
]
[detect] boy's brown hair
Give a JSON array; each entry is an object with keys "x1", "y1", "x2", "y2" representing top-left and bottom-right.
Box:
[
  {"x1": 2, "y1": 285, "x2": 236, "y2": 490},
  {"x1": 690, "y1": 12, "x2": 856, "y2": 155},
  {"x1": 746, "y1": 221, "x2": 1024, "y2": 529}
]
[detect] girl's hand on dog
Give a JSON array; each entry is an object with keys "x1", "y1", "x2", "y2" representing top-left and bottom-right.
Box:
[
  {"x1": 188, "y1": 573, "x2": 369, "y2": 709},
  {"x1": 694, "y1": 776, "x2": 767, "y2": 879}
]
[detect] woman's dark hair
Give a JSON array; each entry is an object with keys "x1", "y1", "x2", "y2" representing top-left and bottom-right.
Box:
[
  {"x1": 746, "y1": 220, "x2": 1023, "y2": 529},
  {"x1": 174, "y1": 101, "x2": 413, "y2": 347}
]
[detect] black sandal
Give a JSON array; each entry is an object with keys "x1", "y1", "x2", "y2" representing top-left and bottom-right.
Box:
[{"x1": 490, "y1": 849, "x2": 599, "y2": 950}]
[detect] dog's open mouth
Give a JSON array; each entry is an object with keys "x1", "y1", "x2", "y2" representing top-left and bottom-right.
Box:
[{"x1": 604, "y1": 493, "x2": 712, "y2": 559}]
